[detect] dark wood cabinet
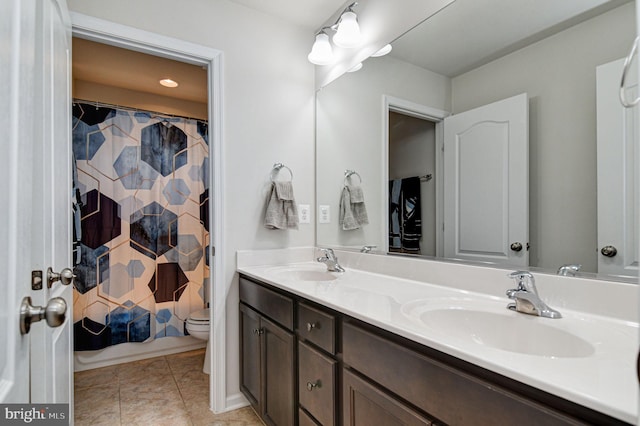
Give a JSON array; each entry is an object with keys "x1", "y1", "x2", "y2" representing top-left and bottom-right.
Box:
[
  {"x1": 297, "y1": 302, "x2": 336, "y2": 355},
  {"x1": 263, "y1": 316, "x2": 296, "y2": 426},
  {"x1": 343, "y1": 369, "x2": 433, "y2": 426},
  {"x1": 240, "y1": 278, "x2": 295, "y2": 426},
  {"x1": 239, "y1": 304, "x2": 261, "y2": 409},
  {"x1": 239, "y1": 274, "x2": 630, "y2": 426},
  {"x1": 298, "y1": 341, "x2": 337, "y2": 426},
  {"x1": 343, "y1": 321, "x2": 584, "y2": 426}
]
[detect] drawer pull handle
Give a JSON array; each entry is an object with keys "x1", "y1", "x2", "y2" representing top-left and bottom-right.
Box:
[
  {"x1": 253, "y1": 328, "x2": 264, "y2": 335},
  {"x1": 306, "y1": 322, "x2": 317, "y2": 332},
  {"x1": 306, "y1": 380, "x2": 321, "y2": 391}
]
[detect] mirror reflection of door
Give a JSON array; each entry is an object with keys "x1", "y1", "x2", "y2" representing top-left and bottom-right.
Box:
[
  {"x1": 443, "y1": 93, "x2": 529, "y2": 267},
  {"x1": 387, "y1": 94, "x2": 529, "y2": 266},
  {"x1": 597, "y1": 57, "x2": 639, "y2": 278}
]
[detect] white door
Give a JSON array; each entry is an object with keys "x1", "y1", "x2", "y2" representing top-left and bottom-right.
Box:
[
  {"x1": 596, "y1": 58, "x2": 639, "y2": 278},
  {"x1": 443, "y1": 93, "x2": 529, "y2": 266},
  {"x1": 30, "y1": 0, "x2": 74, "y2": 407},
  {"x1": 0, "y1": 0, "x2": 73, "y2": 407},
  {"x1": 0, "y1": 0, "x2": 38, "y2": 403}
]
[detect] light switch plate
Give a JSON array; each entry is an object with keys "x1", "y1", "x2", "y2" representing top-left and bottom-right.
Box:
[
  {"x1": 319, "y1": 205, "x2": 331, "y2": 223},
  {"x1": 298, "y1": 204, "x2": 310, "y2": 224}
]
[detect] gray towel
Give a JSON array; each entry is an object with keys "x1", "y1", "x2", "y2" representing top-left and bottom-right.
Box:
[
  {"x1": 339, "y1": 185, "x2": 369, "y2": 231},
  {"x1": 264, "y1": 181, "x2": 299, "y2": 230}
]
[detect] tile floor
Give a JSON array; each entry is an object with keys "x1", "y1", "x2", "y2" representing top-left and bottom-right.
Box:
[{"x1": 74, "y1": 349, "x2": 263, "y2": 426}]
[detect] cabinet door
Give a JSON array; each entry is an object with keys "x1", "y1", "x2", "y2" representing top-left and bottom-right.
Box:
[
  {"x1": 343, "y1": 369, "x2": 432, "y2": 426},
  {"x1": 299, "y1": 341, "x2": 336, "y2": 426},
  {"x1": 240, "y1": 304, "x2": 262, "y2": 411},
  {"x1": 263, "y1": 316, "x2": 296, "y2": 426}
]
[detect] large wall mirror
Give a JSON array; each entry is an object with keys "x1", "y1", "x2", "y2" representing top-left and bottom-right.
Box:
[{"x1": 316, "y1": 0, "x2": 639, "y2": 281}]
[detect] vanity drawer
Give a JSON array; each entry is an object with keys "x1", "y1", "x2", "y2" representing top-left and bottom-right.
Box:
[
  {"x1": 297, "y1": 302, "x2": 336, "y2": 354},
  {"x1": 239, "y1": 276, "x2": 293, "y2": 330},
  {"x1": 298, "y1": 341, "x2": 337, "y2": 426},
  {"x1": 342, "y1": 321, "x2": 583, "y2": 426}
]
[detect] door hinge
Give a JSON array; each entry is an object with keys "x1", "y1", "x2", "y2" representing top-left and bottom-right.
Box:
[{"x1": 211, "y1": 246, "x2": 215, "y2": 257}]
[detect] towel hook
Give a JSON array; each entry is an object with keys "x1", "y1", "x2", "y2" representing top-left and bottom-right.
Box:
[
  {"x1": 271, "y1": 163, "x2": 293, "y2": 182},
  {"x1": 344, "y1": 169, "x2": 362, "y2": 186}
]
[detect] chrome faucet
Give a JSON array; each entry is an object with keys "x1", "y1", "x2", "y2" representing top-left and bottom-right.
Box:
[
  {"x1": 557, "y1": 264, "x2": 581, "y2": 276},
  {"x1": 360, "y1": 245, "x2": 376, "y2": 253},
  {"x1": 506, "y1": 271, "x2": 561, "y2": 319},
  {"x1": 316, "y1": 248, "x2": 345, "y2": 272}
]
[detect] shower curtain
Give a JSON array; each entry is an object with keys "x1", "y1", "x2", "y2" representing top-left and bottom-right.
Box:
[{"x1": 71, "y1": 102, "x2": 209, "y2": 351}]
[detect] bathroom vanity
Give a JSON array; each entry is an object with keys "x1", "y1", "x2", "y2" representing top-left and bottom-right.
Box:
[{"x1": 237, "y1": 250, "x2": 637, "y2": 425}]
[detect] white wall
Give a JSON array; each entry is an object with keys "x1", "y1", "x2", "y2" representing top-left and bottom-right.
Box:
[
  {"x1": 316, "y1": 54, "x2": 450, "y2": 249},
  {"x1": 67, "y1": 0, "x2": 316, "y2": 405},
  {"x1": 452, "y1": 2, "x2": 635, "y2": 272}
]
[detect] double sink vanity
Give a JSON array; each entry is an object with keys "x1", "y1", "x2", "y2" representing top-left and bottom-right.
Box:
[{"x1": 237, "y1": 247, "x2": 638, "y2": 425}]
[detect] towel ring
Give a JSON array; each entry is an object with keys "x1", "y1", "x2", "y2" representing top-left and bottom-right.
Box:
[
  {"x1": 620, "y1": 36, "x2": 640, "y2": 108},
  {"x1": 271, "y1": 163, "x2": 293, "y2": 182},
  {"x1": 344, "y1": 169, "x2": 362, "y2": 185}
]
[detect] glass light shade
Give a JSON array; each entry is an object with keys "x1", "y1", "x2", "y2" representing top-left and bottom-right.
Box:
[
  {"x1": 347, "y1": 62, "x2": 363, "y2": 72},
  {"x1": 333, "y1": 11, "x2": 362, "y2": 48},
  {"x1": 371, "y1": 44, "x2": 392, "y2": 57},
  {"x1": 308, "y1": 33, "x2": 334, "y2": 65}
]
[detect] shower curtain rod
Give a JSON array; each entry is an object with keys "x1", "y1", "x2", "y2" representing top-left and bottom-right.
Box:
[{"x1": 72, "y1": 98, "x2": 207, "y2": 123}]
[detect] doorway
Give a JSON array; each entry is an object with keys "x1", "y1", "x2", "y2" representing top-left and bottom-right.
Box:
[
  {"x1": 388, "y1": 111, "x2": 437, "y2": 256},
  {"x1": 71, "y1": 13, "x2": 224, "y2": 412},
  {"x1": 383, "y1": 95, "x2": 448, "y2": 257}
]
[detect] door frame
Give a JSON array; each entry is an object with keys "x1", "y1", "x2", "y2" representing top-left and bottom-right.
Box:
[
  {"x1": 382, "y1": 95, "x2": 449, "y2": 256},
  {"x1": 70, "y1": 13, "x2": 226, "y2": 413}
]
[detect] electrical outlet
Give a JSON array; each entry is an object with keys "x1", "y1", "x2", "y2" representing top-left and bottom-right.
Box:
[
  {"x1": 319, "y1": 205, "x2": 331, "y2": 223},
  {"x1": 298, "y1": 204, "x2": 310, "y2": 224}
]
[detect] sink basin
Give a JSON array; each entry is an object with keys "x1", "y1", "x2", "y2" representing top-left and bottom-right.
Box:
[
  {"x1": 268, "y1": 265, "x2": 339, "y2": 282},
  {"x1": 402, "y1": 299, "x2": 595, "y2": 358}
]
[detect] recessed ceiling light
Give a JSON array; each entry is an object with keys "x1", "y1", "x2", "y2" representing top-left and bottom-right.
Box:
[{"x1": 159, "y1": 78, "x2": 179, "y2": 88}]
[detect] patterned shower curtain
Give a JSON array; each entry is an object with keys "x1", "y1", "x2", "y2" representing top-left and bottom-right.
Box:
[{"x1": 71, "y1": 102, "x2": 209, "y2": 351}]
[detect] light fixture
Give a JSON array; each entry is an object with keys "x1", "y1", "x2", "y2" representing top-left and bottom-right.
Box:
[
  {"x1": 307, "y1": 31, "x2": 334, "y2": 66},
  {"x1": 333, "y1": 8, "x2": 362, "y2": 49},
  {"x1": 159, "y1": 78, "x2": 179, "y2": 88},
  {"x1": 371, "y1": 44, "x2": 392, "y2": 57},
  {"x1": 307, "y1": 2, "x2": 362, "y2": 66},
  {"x1": 347, "y1": 62, "x2": 363, "y2": 73}
]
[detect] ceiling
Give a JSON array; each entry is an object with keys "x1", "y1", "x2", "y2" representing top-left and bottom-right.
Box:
[
  {"x1": 226, "y1": 0, "x2": 347, "y2": 29},
  {"x1": 72, "y1": 38, "x2": 208, "y2": 104},
  {"x1": 389, "y1": 0, "x2": 630, "y2": 77},
  {"x1": 71, "y1": 1, "x2": 350, "y2": 102},
  {"x1": 73, "y1": 1, "x2": 630, "y2": 99}
]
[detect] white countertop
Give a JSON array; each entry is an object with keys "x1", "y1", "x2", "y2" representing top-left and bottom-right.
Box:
[{"x1": 237, "y1": 258, "x2": 639, "y2": 424}]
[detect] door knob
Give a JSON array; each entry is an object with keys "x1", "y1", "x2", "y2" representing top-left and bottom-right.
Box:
[
  {"x1": 47, "y1": 267, "x2": 75, "y2": 288},
  {"x1": 20, "y1": 296, "x2": 67, "y2": 335},
  {"x1": 510, "y1": 242, "x2": 523, "y2": 252},
  {"x1": 600, "y1": 245, "x2": 618, "y2": 258}
]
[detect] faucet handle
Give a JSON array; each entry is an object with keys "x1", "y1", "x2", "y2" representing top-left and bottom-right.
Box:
[
  {"x1": 507, "y1": 270, "x2": 535, "y2": 291},
  {"x1": 508, "y1": 270, "x2": 533, "y2": 280},
  {"x1": 557, "y1": 264, "x2": 581, "y2": 276}
]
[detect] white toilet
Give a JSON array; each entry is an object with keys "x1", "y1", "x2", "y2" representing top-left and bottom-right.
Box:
[{"x1": 186, "y1": 308, "x2": 211, "y2": 374}]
